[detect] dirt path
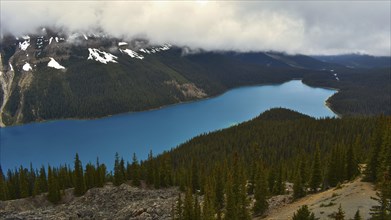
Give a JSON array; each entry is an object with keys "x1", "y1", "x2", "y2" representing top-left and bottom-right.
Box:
[{"x1": 259, "y1": 178, "x2": 378, "y2": 220}]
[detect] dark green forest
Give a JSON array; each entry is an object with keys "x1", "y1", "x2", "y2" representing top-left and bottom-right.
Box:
[
  {"x1": 1, "y1": 109, "x2": 390, "y2": 219},
  {"x1": 2, "y1": 46, "x2": 390, "y2": 126}
]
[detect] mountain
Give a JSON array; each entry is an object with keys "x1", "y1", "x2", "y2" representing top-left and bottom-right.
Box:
[
  {"x1": 1, "y1": 28, "x2": 390, "y2": 126},
  {"x1": 313, "y1": 54, "x2": 391, "y2": 68}
]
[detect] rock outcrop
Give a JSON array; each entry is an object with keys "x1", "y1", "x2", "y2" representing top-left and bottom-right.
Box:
[{"x1": 0, "y1": 183, "x2": 179, "y2": 220}]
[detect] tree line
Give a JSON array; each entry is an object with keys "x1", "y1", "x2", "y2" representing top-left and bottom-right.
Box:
[{"x1": 0, "y1": 108, "x2": 390, "y2": 219}]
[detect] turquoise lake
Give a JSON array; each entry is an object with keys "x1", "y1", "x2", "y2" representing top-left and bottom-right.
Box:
[{"x1": 0, "y1": 80, "x2": 337, "y2": 171}]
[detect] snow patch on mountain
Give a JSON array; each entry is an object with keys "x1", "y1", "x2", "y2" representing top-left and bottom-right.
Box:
[
  {"x1": 19, "y1": 41, "x2": 30, "y2": 51},
  {"x1": 118, "y1": 42, "x2": 128, "y2": 46},
  {"x1": 88, "y1": 48, "x2": 118, "y2": 64},
  {"x1": 139, "y1": 44, "x2": 171, "y2": 54},
  {"x1": 9, "y1": 63, "x2": 14, "y2": 72},
  {"x1": 83, "y1": 34, "x2": 88, "y2": 40},
  {"x1": 119, "y1": 49, "x2": 144, "y2": 60},
  {"x1": 49, "y1": 37, "x2": 53, "y2": 45},
  {"x1": 48, "y1": 58, "x2": 65, "y2": 69},
  {"x1": 23, "y1": 63, "x2": 32, "y2": 71},
  {"x1": 55, "y1": 37, "x2": 59, "y2": 43}
]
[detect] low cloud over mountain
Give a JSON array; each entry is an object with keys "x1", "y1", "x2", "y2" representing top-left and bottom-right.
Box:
[{"x1": 1, "y1": 1, "x2": 390, "y2": 55}]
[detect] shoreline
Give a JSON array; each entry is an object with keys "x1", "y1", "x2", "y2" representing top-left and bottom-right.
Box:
[{"x1": 0, "y1": 79, "x2": 339, "y2": 128}]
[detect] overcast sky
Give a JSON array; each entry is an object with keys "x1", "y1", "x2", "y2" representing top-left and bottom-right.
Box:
[{"x1": 1, "y1": 1, "x2": 390, "y2": 55}]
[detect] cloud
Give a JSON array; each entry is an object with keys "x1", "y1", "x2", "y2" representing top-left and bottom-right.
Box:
[{"x1": 1, "y1": 1, "x2": 390, "y2": 55}]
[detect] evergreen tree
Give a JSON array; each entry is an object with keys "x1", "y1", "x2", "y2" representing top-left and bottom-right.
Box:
[
  {"x1": 334, "y1": 204, "x2": 345, "y2": 220},
  {"x1": 310, "y1": 146, "x2": 322, "y2": 192},
  {"x1": 0, "y1": 166, "x2": 8, "y2": 200},
  {"x1": 345, "y1": 144, "x2": 358, "y2": 180},
  {"x1": 191, "y1": 159, "x2": 199, "y2": 192},
  {"x1": 327, "y1": 147, "x2": 339, "y2": 187},
  {"x1": 131, "y1": 153, "x2": 141, "y2": 187},
  {"x1": 183, "y1": 189, "x2": 194, "y2": 220},
  {"x1": 224, "y1": 172, "x2": 237, "y2": 220},
  {"x1": 39, "y1": 166, "x2": 47, "y2": 192},
  {"x1": 214, "y1": 164, "x2": 224, "y2": 215},
  {"x1": 365, "y1": 121, "x2": 384, "y2": 182},
  {"x1": 370, "y1": 189, "x2": 391, "y2": 220},
  {"x1": 146, "y1": 150, "x2": 154, "y2": 185},
  {"x1": 95, "y1": 158, "x2": 106, "y2": 187},
  {"x1": 293, "y1": 171, "x2": 305, "y2": 200},
  {"x1": 85, "y1": 163, "x2": 96, "y2": 190},
  {"x1": 47, "y1": 166, "x2": 61, "y2": 203},
  {"x1": 299, "y1": 155, "x2": 308, "y2": 187},
  {"x1": 18, "y1": 166, "x2": 30, "y2": 198},
  {"x1": 114, "y1": 153, "x2": 125, "y2": 186},
  {"x1": 253, "y1": 165, "x2": 268, "y2": 216},
  {"x1": 74, "y1": 153, "x2": 85, "y2": 196},
  {"x1": 292, "y1": 205, "x2": 316, "y2": 220},
  {"x1": 273, "y1": 166, "x2": 284, "y2": 195},
  {"x1": 202, "y1": 178, "x2": 215, "y2": 220}
]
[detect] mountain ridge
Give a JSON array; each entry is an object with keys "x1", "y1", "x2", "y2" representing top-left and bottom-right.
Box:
[{"x1": 1, "y1": 29, "x2": 390, "y2": 126}]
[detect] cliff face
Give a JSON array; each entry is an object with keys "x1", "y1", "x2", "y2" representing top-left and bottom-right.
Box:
[{"x1": 0, "y1": 183, "x2": 178, "y2": 219}]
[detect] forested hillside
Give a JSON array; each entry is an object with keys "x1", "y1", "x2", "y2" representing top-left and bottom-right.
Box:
[
  {"x1": 1, "y1": 31, "x2": 390, "y2": 126},
  {"x1": 1, "y1": 108, "x2": 390, "y2": 219}
]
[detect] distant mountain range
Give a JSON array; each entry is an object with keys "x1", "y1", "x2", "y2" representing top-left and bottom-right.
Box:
[{"x1": 0, "y1": 28, "x2": 390, "y2": 126}]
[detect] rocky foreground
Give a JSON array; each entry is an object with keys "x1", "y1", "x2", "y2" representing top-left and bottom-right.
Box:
[{"x1": 0, "y1": 183, "x2": 179, "y2": 220}]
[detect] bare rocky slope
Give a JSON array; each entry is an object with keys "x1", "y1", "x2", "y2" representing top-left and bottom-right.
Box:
[
  {"x1": 260, "y1": 177, "x2": 378, "y2": 220},
  {"x1": 0, "y1": 183, "x2": 178, "y2": 220},
  {"x1": 0, "y1": 176, "x2": 378, "y2": 220}
]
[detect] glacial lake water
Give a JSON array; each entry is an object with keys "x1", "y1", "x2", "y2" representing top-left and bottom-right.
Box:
[{"x1": 0, "y1": 80, "x2": 336, "y2": 171}]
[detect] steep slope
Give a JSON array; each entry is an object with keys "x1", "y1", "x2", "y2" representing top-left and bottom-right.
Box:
[
  {"x1": 1, "y1": 28, "x2": 390, "y2": 126},
  {"x1": 313, "y1": 54, "x2": 391, "y2": 68},
  {"x1": 262, "y1": 177, "x2": 377, "y2": 220}
]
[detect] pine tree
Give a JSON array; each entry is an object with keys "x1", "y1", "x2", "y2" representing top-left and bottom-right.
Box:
[
  {"x1": 146, "y1": 150, "x2": 154, "y2": 185},
  {"x1": 345, "y1": 144, "x2": 358, "y2": 180},
  {"x1": 114, "y1": 153, "x2": 125, "y2": 186},
  {"x1": 18, "y1": 166, "x2": 30, "y2": 198},
  {"x1": 39, "y1": 166, "x2": 48, "y2": 193},
  {"x1": 214, "y1": 164, "x2": 224, "y2": 216},
  {"x1": 293, "y1": 171, "x2": 305, "y2": 200},
  {"x1": 130, "y1": 153, "x2": 141, "y2": 187},
  {"x1": 85, "y1": 163, "x2": 96, "y2": 190},
  {"x1": 370, "y1": 189, "x2": 391, "y2": 220},
  {"x1": 353, "y1": 209, "x2": 362, "y2": 220},
  {"x1": 253, "y1": 165, "x2": 268, "y2": 216},
  {"x1": 327, "y1": 147, "x2": 339, "y2": 187},
  {"x1": 365, "y1": 121, "x2": 384, "y2": 182},
  {"x1": 299, "y1": 155, "x2": 308, "y2": 187},
  {"x1": 310, "y1": 146, "x2": 322, "y2": 192},
  {"x1": 74, "y1": 153, "x2": 85, "y2": 196},
  {"x1": 334, "y1": 204, "x2": 345, "y2": 220},
  {"x1": 95, "y1": 158, "x2": 106, "y2": 187},
  {"x1": 183, "y1": 188, "x2": 194, "y2": 220},
  {"x1": 47, "y1": 166, "x2": 61, "y2": 203},
  {"x1": 0, "y1": 166, "x2": 8, "y2": 200},
  {"x1": 273, "y1": 166, "x2": 284, "y2": 195},
  {"x1": 191, "y1": 159, "x2": 199, "y2": 192},
  {"x1": 292, "y1": 205, "x2": 316, "y2": 220},
  {"x1": 224, "y1": 172, "x2": 237, "y2": 220},
  {"x1": 202, "y1": 178, "x2": 215, "y2": 220}
]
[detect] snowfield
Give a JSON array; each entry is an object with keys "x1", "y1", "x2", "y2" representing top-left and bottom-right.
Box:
[
  {"x1": 23, "y1": 63, "x2": 32, "y2": 71},
  {"x1": 48, "y1": 58, "x2": 65, "y2": 69},
  {"x1": 88, "y1": 48, "x2": 118, "y2": 64}
]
